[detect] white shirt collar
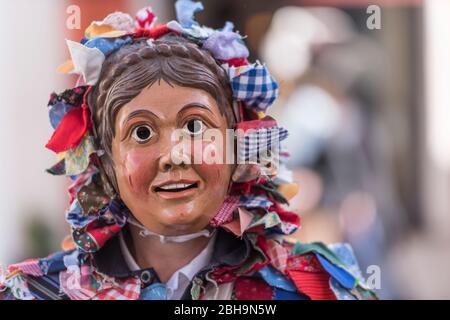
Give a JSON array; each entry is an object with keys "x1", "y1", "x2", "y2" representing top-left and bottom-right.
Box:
[{"x1": 119, "y1": 230, "x2": 217, "y2": 300}]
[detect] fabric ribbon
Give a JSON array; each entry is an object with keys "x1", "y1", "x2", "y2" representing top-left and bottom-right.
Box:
[{"x1": 45, "y1": 87, "x2": 92, "y2": 153}]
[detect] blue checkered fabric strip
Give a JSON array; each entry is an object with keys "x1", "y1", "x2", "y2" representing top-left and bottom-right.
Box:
[
  {"x1": 230, "y1": 63, "x2": 279, "y2": 112},
  {"x1": 237, "y1": 126, "x2": 289, "y2": 163},
  {"x1": 240, "y1": 195, "x2": 273, "y2": 209}
]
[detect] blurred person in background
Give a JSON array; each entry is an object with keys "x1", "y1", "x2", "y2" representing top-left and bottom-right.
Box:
[{"x1": 260, "y1": 6, "x2": 405, "y2": 299}]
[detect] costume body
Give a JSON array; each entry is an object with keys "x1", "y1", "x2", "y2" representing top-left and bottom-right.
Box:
[
  {"x1": 0, "y1": 1, "x2": 376, "y2": 300},
  {"x1": 0, "y1": 227, "x2": 375, "y2": 300}
]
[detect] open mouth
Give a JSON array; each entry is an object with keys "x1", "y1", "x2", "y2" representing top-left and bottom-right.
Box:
[{"x1": 154, "y1": 182, "x2": 199, "y2": 193}]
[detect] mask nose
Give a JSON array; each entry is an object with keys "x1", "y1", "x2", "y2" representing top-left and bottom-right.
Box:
[{"x1": 157, "y1": 142, "x2": 191, "y2": 172}]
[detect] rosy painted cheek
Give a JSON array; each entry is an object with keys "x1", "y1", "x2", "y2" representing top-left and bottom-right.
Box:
[
  {"x1": 193, "y1": 141, "x2": 231, "y2": 192},
  {"x1": 196, "y1": 162, "x2": 227, "y2": 181},
  {"x1": 117, "y1": 148, "x2": 158, "y2": 194},
  {"x1": 190, "y1": 139, "x2": 228, "y2": 164}
]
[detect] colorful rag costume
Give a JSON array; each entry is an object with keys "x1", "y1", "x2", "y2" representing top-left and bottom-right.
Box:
[{"x1": 0, "y1": 1, "x2": 377, "y2": 300}]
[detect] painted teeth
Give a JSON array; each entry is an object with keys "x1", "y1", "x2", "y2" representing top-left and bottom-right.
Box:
[{"x1": 158, "y1": 183, "x2": 195, "y2": 191}]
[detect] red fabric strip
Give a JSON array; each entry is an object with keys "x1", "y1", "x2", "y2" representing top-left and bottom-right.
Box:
[
  {"x1": 222, "y1": 57, "x2": 249, "y2": 67},
  {"x1": 45, "y1": 106, "x2": 90, "y2": 153},
  {"x1": 234, "y1": 277, "x2": 274, "y2": 300},
  {"x1": 287, "y1": 269, "x2": 336, "y2": 300},
  {"x1": 45, "y1": 87, "x2": 92, "y2": 153},
  {"x1": 235, "y1": 116, "x2": 278, "y2": 132}
]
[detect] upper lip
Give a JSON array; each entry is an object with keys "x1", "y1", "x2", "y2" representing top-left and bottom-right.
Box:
[{"x1": 152, "y1": 179, "x2": 199, "y2": 191}]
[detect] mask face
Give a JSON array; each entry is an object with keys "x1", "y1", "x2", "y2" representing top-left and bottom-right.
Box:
[{"x1": 112, "y1": 81, "x2": 233, "y2": 235}]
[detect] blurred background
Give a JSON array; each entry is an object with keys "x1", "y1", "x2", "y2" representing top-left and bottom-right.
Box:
[{"x1": 0, "y1": 0, "x2": 449, "y2": 299}]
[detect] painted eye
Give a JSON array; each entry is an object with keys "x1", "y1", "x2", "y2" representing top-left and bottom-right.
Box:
[
  {"x1": 183, "y1": 119, "x2": 205, "y2": 136},
  {"x1": 131, "y1": 125, "x2": 153, "y2": 143}
]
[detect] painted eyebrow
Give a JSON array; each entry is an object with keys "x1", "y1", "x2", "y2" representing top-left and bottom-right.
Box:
[
  {"x1": 121, "y1": 102, "x2": 214, "y2": 127},
  {"x1": 178, "y1": 102, "x2": 214, "y2": 115},
  {"x1": 122, "y1": 109, "x2": 159, "y2": 127}
]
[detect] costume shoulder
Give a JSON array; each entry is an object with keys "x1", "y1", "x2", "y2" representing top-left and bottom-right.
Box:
[
  {"x1": 229, "y1": 236, "x2": 378, "y2": 300},
  {"x1": 276, "y1": 239, "x2": 378, "y2": 300},
  {"x1": 0, "y1": 250, "x2": 75, "y2": 300}
]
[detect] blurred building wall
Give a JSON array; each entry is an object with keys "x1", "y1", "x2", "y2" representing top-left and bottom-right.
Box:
[
  {"x1": 0, "y1": 0, "x2": 67, "y2": 264},
  {"x1": 0, "y1": 0, "x2": 169, "y2": 265},
  {"x1": 423, "y1": 0, "x2": 450, "y2": 237}
]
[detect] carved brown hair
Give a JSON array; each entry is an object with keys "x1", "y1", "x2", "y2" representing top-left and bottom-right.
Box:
[{"x1": 88, "y1": 34, "x2": 235, "y2": 192}]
